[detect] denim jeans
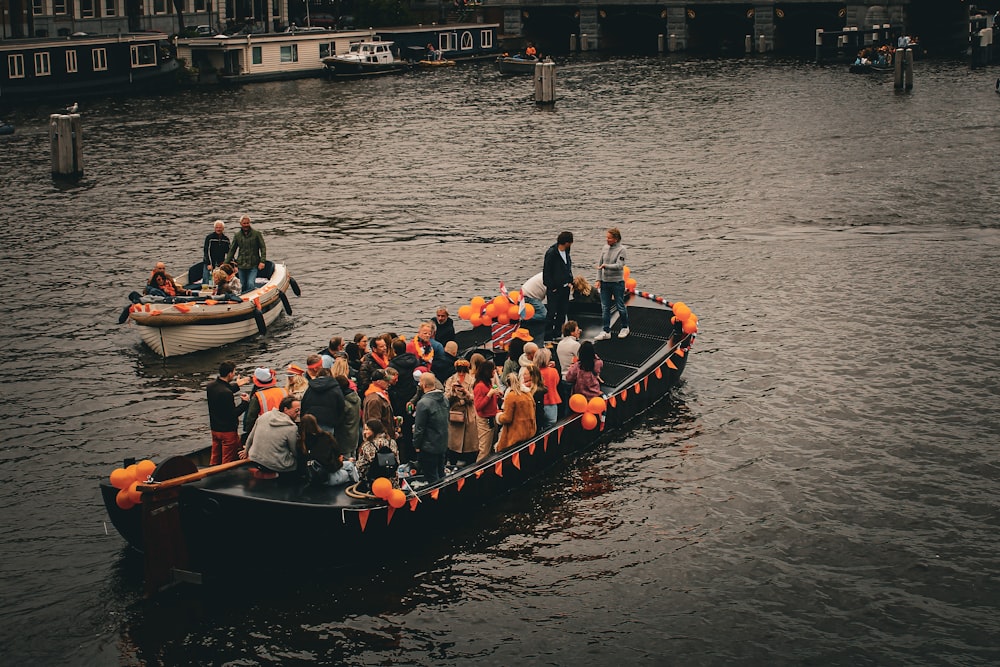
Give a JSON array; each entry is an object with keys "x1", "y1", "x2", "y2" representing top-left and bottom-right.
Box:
[
  {"x1": 600, "y1": 280, "x2": 630, "y2": 332},
  {"x1": 542, "y1": 404, "x2": 558, "y2": 431},
  {"x1": 239, "y1": 267, "x2": 258, "y2": 293},
  {"x1": 525, "y1": 296, "x2": 547, "y2": 323},
  {"x1": 202, "y1": 265, "x2": 213, "y2": 286}
]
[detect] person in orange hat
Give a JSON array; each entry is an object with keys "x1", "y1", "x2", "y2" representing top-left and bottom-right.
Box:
[{"x1": 242, "y1": 367, "x2": 288, "y2": 443}]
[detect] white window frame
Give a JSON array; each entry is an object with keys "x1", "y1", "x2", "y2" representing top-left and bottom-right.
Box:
[
  {"x1": 280, "y1": 44, "x2": 298, "y2": 63},
  {"x1": 153, "y1": 0, "x2": 167, "y2": 14},
  {"x1": 131, "y1": 43, "x2": 157, "y2": 67},
  {"x1": 104, "y1": 0, "x2": 117, "y2": 15},
  {"x1": 81, "y1": 0, "x2": 95, "y2": 18},
  {"x1": 92, "y1": 48, "x2": 108, "y2": 71},
  {"x1": 53, "y1": 0, "x2": 67, "y2": 14},
  {"x1": 8, "y1": 54, "x2": 25, "y2": 79},
  {"x1": 439, "y1": 32, "x2": 456, "y2": 51},
  {"x1": 252, "y1": 46, "x2": 262, "y2": 64},
  {"x1": 32, "y1": 0, "x2": 44, "y2": 16},
  {"x1": 66, "y1": 49, "x2": 78, "y2": 72},
  {"x1": 34, "y1": 52, "x2": 52, "y2": 76},
  {"x1": 481, "y1": 29, "x2": 493, "y2": 49},
  {"x1": 461, "y1": 31, "x2": 473, "y2": 50}
]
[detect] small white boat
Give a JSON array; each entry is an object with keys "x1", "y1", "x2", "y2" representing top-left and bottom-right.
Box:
[
  {"x1": 322, "y1": 40, "x2": 409, "y2": 78},
  {"x1": 125, "y1": 263, "x2": 298, "y2": 357}
]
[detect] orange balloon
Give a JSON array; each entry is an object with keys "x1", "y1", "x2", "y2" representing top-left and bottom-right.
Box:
[
  {"x1": 587, "y1": 396, "x2": 607, "y2": 414},
  {"x1": 470, "y1": 314, "x2": 483, "y2": 327},
  {"x1": 115, "y1": 488, "x2": 136, "y2": 510},
  {"x1": 524, "y1": 303, "x2": 535, "y2": 319},
  {"x1": 492, "y1": 295, "x2": 508, "y2": 310},
  {"x1": 480, "y1": 315, "x2": 493, "y2": 326},
  {"x1": 508, "y1": 290, "x2": 521, "y2": 304},
  {"x1": 458, "y1": 305, "x2": 473, "y2": 320},
  {"x1": 109, "y1": 467, "x2": 132, "y2": 490},
  {"x1": 470, "y1": 296, "x2": 485, "y2": 310},
  {"x1": 625, "y1": 277, "x2": 637, "y2": 292},
  {"x1": 388, "y1": 488, "x2": 407, "y2": 508},
  {"x1": 568, "y1": 393, "x2": 588, "y2": 413},
  {"x1": 497, "y1": 312, "x2": 510, "y2": 325},
  {"x1": 127, "y1": 480, "x2": 143, "y2": 504},
  {"x1": 136, "y1": 459, "x2": 156, "y2": 480},
  {"x1": 507, "y1": 304, "x2": 520, "y2": 320},
  {"x1": 484, "y1": 303, "x2": 497, "y2": 318},
  {"x1": 672, "y1": 302, "x2": 691, "y2": 320},
  {"x1": 125, "y1": 463, "x2": 139, "y2": 480},
  {"x1": 623, "y1": 266, "x2": 631, "y2": 279},
  {"x1": 581, "y1": 412, "x2": 599, "y2": 430},
  {"x1": 371, "y1": 477, "x2": 392, "y2": 499},
  {"x1": 682, "y1": 317, "x2": 698, "y2": 335}
]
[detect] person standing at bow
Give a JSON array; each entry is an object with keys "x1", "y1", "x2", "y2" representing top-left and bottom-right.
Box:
[
  {"x1": 202, "y1": 219, "x2": 230, "y2": 287},
  {"x1": 206, "y1": 360, "x2": 249, "y2": 464},
  {"x1": 543, "y1": 231, "x2": 574, "y2": 340},
  {"x1": 595, "y1": 227, "x2": 630, "y2": 340},
  {"x1": 225, "y1": 214, "x2": 266, "y2": 293}
]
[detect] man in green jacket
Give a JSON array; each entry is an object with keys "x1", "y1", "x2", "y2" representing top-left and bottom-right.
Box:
[{"x1": 225, "y1": 215, "x2": 266, "y2": 293}]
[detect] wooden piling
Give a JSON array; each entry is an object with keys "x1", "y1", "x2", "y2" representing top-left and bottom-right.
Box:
[
  {"x1": 904, "y1": 47, "x2": 913, "y2": 90},
  {"x1": 658, "y1": 33, "x2": 664, "y2": 54},
  {"x1": 534, "y1": 59, "x2": 556, "y2": 106},
  {"x1": 815, "y1": 29, "x2": 823, "y2": 63},
  {"x1": 893, "y1": 48, "x2": 903, "y2": 88},
  {"x1": 570, "y1": 33, "x2": 577, "y2": 51},
  {"x1": 49, "y1": 114, "x2": 83, "y2": 178}
]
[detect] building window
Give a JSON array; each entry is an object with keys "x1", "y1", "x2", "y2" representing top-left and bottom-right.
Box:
[
  {"x1": 252, "y1": 46, "x2": 262, "y2": 64},
  {"x1": 439, "y1": 33, "x2": 456, "y2": 51},
  {"x1": 481, "y1": 30, "x2": 493, "y2": 48},
  {"x1": 67, "y1": 50, "x2": 78, "y2": 72},
  {"x1": 8, "y1": 54, "x2": 25, "y2": 79},
  {"x1": 131, "y1": 43, "x2": 157, "y2": 67},
  {"x1": 461, "y1": 31, "x2": 473, "y2": 50},
  {"x1": 34, "y1": 52, "x2": 52, "y2": 76},
  {"x1": 280, "y1": 44, "x2": 298, "y2": 62},
  {"x1": 271, "y1": 0, "x2": 278, "y2": 16},
  {"x1": 194, "y1": 0, "x2": 205, "y2": 10},
  {"x1": 319, "y1": 43, "x2": 331, "y2": 58},
  {"x1": 32, "y1": 0, "x2": 43, "y2": 15},
  {"x1": 153, "y1": 0, "x2": 167, "y2": 14},
  {"x1": 92, "y1": 48, "x2": 108, "y2": 71},
  {"x1": 105, "y1": 0, "x2": 116, "y2": 15},
  {"x1": 81, "y1": 0, "x2": 95, "y2": 18},
  {"x1": 53, "y1": 0, "x2": 67, "y2": 14}
]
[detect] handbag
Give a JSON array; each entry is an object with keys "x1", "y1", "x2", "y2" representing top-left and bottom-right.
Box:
[{"x1": 449, "y1": 409, "x2": 465, "y2": 424}]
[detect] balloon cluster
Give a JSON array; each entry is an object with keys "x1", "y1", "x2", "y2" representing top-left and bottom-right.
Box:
[
  {"x1": 371, "y1": 476, "x2": 407, "y2": 508},
  {"x1": 623, "y1": 266, "x2": 638, "y2": 293},
  {"x1": 568, "y1": 393, "x2": 607, "y2": 430},
  {"x1": 670, "y1": 301, "x2": 699, "y2": 335},
  {"x1": 457, "y1": 293, "x2": 535, "y2": 328},
  {"x1": 109, "y1": 459, "x2": 157, "y2": 510}
]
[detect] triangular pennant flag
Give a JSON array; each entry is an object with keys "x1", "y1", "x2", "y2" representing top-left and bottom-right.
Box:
[
  {"x1": 358, "y1": 509, "x2": 370, "y2": 532},
  {"x1": 599, "y1": 412, "x2": 606, "y2": 432},
  {"x1": 634, "y1": 382, "x2": 641, "y2": 394},
  {"x1": 494, "y1": 460, "x2": 503, "y2": 477},
  {"x1": 387, "y1": 507, "x2": 395, "y2": 525},
  {"x1": 431, "y1": 488, "x2": 440, "y2": 500},
  {"x1": 528, "y1": 442, "x2": 536, "y2": 456},
  {"x1": 644, "y1": 376, "x2": 649, "y2": 391},
  {"x1": 457, "y1": 478, "x2": 465, "y2": 492},
  {"x1": 557, "y1": 426, "x2": 564, "y2": 441},
  {"x1": 409, "y1": 497, "x2": 418, "y2": 511},
  {"x1": 675, "y1": 347, "x2": 685, "y2": 357},
  {"x1": 475, "y1": 469, "x2": 484, "y2": 478},
  {"x1": 512, "y1": 452, "x2": 521, "y2": 470},
  {"x1": 655, "y1": 367, "x2": 663, "y2": 379},
  {"x1": 253, "y1": 297, "x2": 261, "y2": 310},
  {"x1": 609, "y1": 396, "x2": 617, "y2": 408},
  {"x1": 667, "y1": 358, "x2": 678, "y2": 370},
  {"x1": 621, "y1": 388, "x2": 628, "y2": 401}
]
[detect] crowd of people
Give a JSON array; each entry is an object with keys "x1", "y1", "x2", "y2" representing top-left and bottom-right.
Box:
[{"x1": 203, "y1": 227, "x2": 634, "y2": 494}]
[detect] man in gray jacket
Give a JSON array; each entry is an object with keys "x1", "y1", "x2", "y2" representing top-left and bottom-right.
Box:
[
  {"x1": 412, "y1": 373, "x2": 449, "y2": 483},
  {"x1": 595, "y1": 227, "x2": 630, "y2": 340},
  {"x1": 242, "y1": 396, "x2": 301, "y2": 476}
]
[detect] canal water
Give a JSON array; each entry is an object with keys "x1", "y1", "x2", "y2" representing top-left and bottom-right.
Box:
[{"x1": 2, "y1": 56, "x2": 999, "y2": 665}]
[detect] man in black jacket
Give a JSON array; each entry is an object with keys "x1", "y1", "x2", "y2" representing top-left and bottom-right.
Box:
[
  {"x1": 542, "y1": 231, "x2": 574, "y2": 340},
  {"x1": 203, "y1": 220, "x2": 231, "y2": 286},
  {"x1": 207, "y1": 360, "x2": 249, "y2": 464}
]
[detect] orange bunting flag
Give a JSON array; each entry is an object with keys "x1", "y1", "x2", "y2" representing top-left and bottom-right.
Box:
[
  {"x1": 557, "y1": 426, "x2": 564, "y2": 441},
  {"x1": 599, "y1": 413, "x2": 606, "y2": 432},
  {"x1": 475, "y1": 469, "x2": 485, "y2": 479},
  {"x1": 644, "y1": 376, "x2": 649, "y2": 391},
  {"x1": 634, "y1": 382, "x2": 641, "y2": 394},
  {"x1": 409, "y1": 498, "x2": 418, "y2": 511},
  {"x1": 655, "y1": 367, "x2": 663, "y2": 379},
  {"x1": 513, "y1": 452, "x2": 521, "y2": 470},
  {"x1": 621, "y1": 388, "x2": 628, "y2": 401},
  {"x1": 494, "y1": 460, "x2": 503, "y2": 477},
  {"x1": 431, "y1": 488, "x2": 441, "y2": 500},
  {"x1": 675, "y1": 347, "x2": 685, "y2": 357},
  {"x1": 667, "y1": 358, "x2": 678, "y2": 370},
  {"x1": 609, "y1": 396, "x2": 617, "y2": 408},
  {"x1": 204, "y1": 299, "x2": 218, "y2": 305},
  {"x1": 387, "y1": 507, "x2": 396, "y2": 525},
  {"x1": 457, "y1": 478, "x2": 465, "y2": 492},
  {"x1": 543, "y1": 434, "x2": 549, "y2": 453},
  {"x1": 358, "y1": 510, "x2": 370, "y2": 532},
  {"x1": 528, "y1": 442, "x2": 536, "y2": 456}
]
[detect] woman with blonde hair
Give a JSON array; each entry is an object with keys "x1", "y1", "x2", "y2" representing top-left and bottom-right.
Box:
[{"x1": 495, "y1": 372, "x2": 536, "y2": 453}]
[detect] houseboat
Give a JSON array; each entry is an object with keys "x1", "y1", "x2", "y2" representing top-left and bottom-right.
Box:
[
  {"x1": 376, "y1": 23, "x2": 500, "y2": 62},
  {"x1": 322, "y1": 39, "x2": 409, "y2": 78},
  {"x1": 0, "y1": 32, "x2": 179, "y2": 103},
  {"x1": 174, "y1": 28, "x2": 376, "y2": 84}
]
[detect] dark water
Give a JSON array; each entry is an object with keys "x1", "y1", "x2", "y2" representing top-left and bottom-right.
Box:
[{"x1": 2, "y1": 56, "x2": 999, "y2": 665}]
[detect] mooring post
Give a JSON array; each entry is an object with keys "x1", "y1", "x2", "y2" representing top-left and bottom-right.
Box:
[
  {"x1": 658, "y1": 33, "x2": 664, "y2": 53},
  {"x1": 534, "y1": 59, "x2": 555, "y2": 106},
  {"x1": 581, "y1": 33, "x2": 589, "y2": 51},
  {"x1": 904, "y1": 47, "x2": 913, "y2": 90},
  {"x1": 893, "y1": 47, "x2": 903, "y2": 88},
  {"x1": 668, "y1": 34, "x2": 677, "y2": 52},
  {"x1": 570, "y1": 33, "x2": 577, "y2": 51},
  {"x1": 758, "y1": 34, "x2": 766, "y2": 53},
  {"x1": 815, "y1": 29, "x2": 823, "y2": 63},
  {"x1": 49, "y1": 113, "x2": 83, "y2": 178},
  {"x1": 746, "y1": 34, "x2": 752, "y2": 53}
]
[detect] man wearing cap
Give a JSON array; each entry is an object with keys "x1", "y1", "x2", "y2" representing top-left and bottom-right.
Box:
[
  {"x1": 202, "y1": 220, "x2": 230, "y2": 287},
  {"x1": 224, "y1": 214, "x2": 266, "y2": 293},
  {"x1": 241, "y1": 396, "x2": 301, "y2": 476},
  {"x1": 242, "y1": 367, "x2": 288, "y2": 443},
  {"x1": 362, "y1": 369, "x2": 397, "y2": 440},
  {"x1": 412, "y1": 372, "x2": 449, "y2": 483},
  {"x1": 543, "y1": 231, "x2": 574, "y2": 340},
  {"x1": 206, "y1": 360, "x2": 250, "y2": 464}
]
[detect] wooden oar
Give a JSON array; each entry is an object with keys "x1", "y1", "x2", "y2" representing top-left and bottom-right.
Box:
[{"x1": 137, "y1": 458, "x2": 251, "y2": 493}]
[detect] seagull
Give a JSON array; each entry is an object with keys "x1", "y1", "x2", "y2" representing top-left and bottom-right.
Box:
[{"x1": 66, "y1": 102, "x2": 79, "y2": 113}]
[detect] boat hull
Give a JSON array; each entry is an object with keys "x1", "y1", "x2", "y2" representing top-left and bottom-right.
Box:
[
  {"x1": 495, "y1": 56, "x2": 538, "y2": 76},
  {"x1": 128, "y1": 263, "x2": 292, "y2": 357},
  {"x1": 324, "y1": 60, "x2": 409, "y2": 78}
]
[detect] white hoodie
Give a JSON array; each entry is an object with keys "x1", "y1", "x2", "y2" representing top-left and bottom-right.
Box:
[{"x1": 246, "y1": 409, "x2": 299, "y2": 472}]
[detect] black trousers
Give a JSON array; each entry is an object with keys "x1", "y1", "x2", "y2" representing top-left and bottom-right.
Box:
[{"x1": 546, "y1": 286, "x2": 570, "y2": 339}]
